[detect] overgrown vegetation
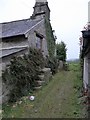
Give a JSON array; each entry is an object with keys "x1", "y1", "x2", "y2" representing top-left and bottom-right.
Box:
[
  {"x1": 45, "y1": 19, "x2": 56, "y2": 58},
  {"x1": 45, "y1": 18, "x2": 60, "y2": 74},
  {"x1": 2, "y1": 47, "x2": 60, "y2": 102},
  {"x1": 56, "y1": 41, "x2": 67, "y2": 61},
  {"x1": 56, "y1": 41, "x2": 68, "y2": 70},
  {"x1": 45, "y1": 19, "x2": 68, "y2": 72},
  {"x1": 45, "y1": 56, "x2": 59, "y2": 74},
  {"x1": 2, "y1": 48, "x2": 45, "y2": 102}
]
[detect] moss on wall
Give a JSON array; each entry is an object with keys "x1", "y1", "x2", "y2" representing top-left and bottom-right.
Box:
[{"x1": 45, "y1": 19, "x2": 56, "y2": 58}]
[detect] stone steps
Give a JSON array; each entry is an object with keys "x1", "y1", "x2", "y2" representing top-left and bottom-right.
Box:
[
  {"x1": 34, "y1": 67, "x2": 52, "y2": 90},
  {"x1": 34, "y1": 86, "x2": 42, "y2": 90},
  {"x1": 35, "y1": 80, "x2": 45, "y2": 86}
]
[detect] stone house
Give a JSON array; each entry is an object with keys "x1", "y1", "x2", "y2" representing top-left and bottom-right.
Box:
[
  {"x1": 81, "y1": 2, "x2": 90, "y2": 98},
  {"x1": 81, "y1": 23, "x2": 90, "y2": 96},
  {"x1": 0, "y1": 0, "x2": 56, "y2": 70},
  {"x1": 0, "y1": 0, "x2": 56, "y2": 104}
]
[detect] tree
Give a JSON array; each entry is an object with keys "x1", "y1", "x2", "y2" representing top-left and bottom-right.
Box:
[{"x1": 56, "y1": 41, "x2": 67, "y2": 61}]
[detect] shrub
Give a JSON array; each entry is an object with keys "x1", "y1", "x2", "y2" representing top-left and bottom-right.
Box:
[
  {"x1": 2, "y1": 48, "x2": 45, "y2": 102},
  {"x1": 56, "y1": 41, "x2": 67, "y2": 62},
  {"x1": 45, "y1": 56, "x2": 59, "y2": 74}
]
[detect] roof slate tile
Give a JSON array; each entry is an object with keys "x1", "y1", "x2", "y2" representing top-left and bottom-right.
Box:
[{"x1": 0, "y1": 18, "x2": 42, "y2": 38}]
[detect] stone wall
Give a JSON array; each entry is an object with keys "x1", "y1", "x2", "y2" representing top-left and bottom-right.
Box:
[
  {"x1": 32, "y1": 1, "x2": 50, "y2": 20},
  {"x1": 88, "y1": 52, "x2": 90, "y2": 86},
  {"x1": 2, "y1": 48, "x2": 28, "y2": 70},
  {"x1": 2, "y1": 36, "x2": 28, "y2": 48},
  {"x1": 58, "y1": 60, "x2": 64, "y2": 70},
  {"x1": 0, "y1": 77, "x2": 2, "y2": 104},
  {"x1": 1, "y1": 83, "x2": 13, "y2": 104},
  {"x1": 42, "y1": 68, "x2": 52, "y2": 83},
  {"x1": 83, "y1": 56, "x2": 88, "y2": 89},
  {"x1": 83, "y1": 52, "x2": 90, "y2": 95},
  {"x1": 26, "y1": 19, "x2": 48, "y2": 57}
]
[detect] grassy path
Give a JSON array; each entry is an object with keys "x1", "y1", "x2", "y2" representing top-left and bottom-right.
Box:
[{"x1": 3, "y1": 63, "x2": 84, "y2": 118}]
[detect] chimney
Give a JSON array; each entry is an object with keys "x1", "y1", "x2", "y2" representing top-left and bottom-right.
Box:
[
  {"x1": 31, "y1": 0, "x2": 50, "y2": 20},
  {"x1": 88, "y1": 2, "x2": 90, "y2": 30},
  {"x1": 36, "y1": 0, "x2": 47, "y2": 2},
  {"x1": 88, "y1": 1, "x2": 90, "y2": 23}
]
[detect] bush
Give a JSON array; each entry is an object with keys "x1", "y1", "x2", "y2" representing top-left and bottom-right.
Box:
[
  {"x1": 56, "y1": 41, "x2": 67, "y2": 62},
  {"x1": 2, "y1": 48, "x2": 45, "y2": 102},
  {"x1": 45, "y1": 56, "x2": 59, "y2": 74}
]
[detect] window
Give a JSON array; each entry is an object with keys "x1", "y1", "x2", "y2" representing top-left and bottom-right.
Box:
[{"x1": 36, "y1": 35, "x2": 42, "y2": 49}]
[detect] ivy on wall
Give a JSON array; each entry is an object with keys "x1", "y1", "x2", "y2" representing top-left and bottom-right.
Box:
[{"x1": 45, "y1": 19, "x2": 56, "y2": 58}]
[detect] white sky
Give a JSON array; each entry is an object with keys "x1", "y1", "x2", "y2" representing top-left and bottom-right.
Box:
[{"x1": 0, "y1": 0, "x2": 89, "y2": 60}]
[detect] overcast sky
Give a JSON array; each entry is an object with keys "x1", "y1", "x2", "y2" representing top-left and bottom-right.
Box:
[{"x1": 0, "y1": 0, "x2": 89, "y2": 60}]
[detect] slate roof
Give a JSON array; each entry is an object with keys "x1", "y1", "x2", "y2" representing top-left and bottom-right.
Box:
[
  {"x1": 0, "y1": 47, "x2": 27, "y2": 58},
  {"x1": 0, "y1": 18, "x2": 42, "y2": 38}
]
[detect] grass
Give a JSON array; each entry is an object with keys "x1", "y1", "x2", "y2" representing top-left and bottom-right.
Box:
[{"x1": 2, "y1": 62, "x2": 84, "y2": 118}]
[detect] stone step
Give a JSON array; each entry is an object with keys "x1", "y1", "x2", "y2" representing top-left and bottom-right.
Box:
[
  {"x1": 42, "y1": 68, "x2": 51, "y2": 73},
  {"x1": 38, "y1": 75, "x2": 45, "y2": 81},
  {"x1": 35, "y1": 80, "x2": 45, "y2": 86},
  {"x1": 33, "y1": 86, "x2": 42, "y2": 90}
]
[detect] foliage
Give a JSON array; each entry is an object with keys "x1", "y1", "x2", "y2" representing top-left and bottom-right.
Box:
[
  {"x1": 45, "y1": 56, "x2": 59, "y2": 74},
  {"x1": 56, "y1": 41, "x2": 67, "y2": 61},
  {"x1": 45, "y1": 19, "x2": 59, "y2": 73},
  {"x1": 45, "y1": 19, "x2": 56, "y2": 57},
  {"x1": 2, "y1": 48, "x2": 45, "y2": 102}
]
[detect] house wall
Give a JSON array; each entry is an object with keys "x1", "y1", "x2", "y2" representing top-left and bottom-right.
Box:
[
  {"x1": 1, "y1": 36, "x2": 29, "y2": 70},
  {"x1": 2, "y1": 48, "x2": 28, "y2": 70},
  {"x1": 26, "y1": 19, "x2": 48, "y2": 57},
  {"x1": 2, "y1": 19, "x2": 48, "y2": 59},
  {"x1": 83, "y1": 56, "x2": 89, "y2": 89},
  {"x1": 2, "y1": 36, "x2": 28, "y2": 48},
  {"x1": 1, "y1": 19, "x2": 49, "y2": 72},
  {"x1": 83, "y1": 51, "x2": 90, "y2": 94},
  {"x1": 87, "y1": 52, "x2": 90, "y2": 93},
  {"x1": 1, "y1": 48, "x2": 28, "y2": 104}
]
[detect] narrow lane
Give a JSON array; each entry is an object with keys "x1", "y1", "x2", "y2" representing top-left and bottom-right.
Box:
[
  {"x1": 28, "y1": 71, "x2": 82, "y2": 118},
  {"x1": 21, "y1": 64, "x2": 83, "y2": 118},
  {"x1": 3, "y1": 63, "x2": 83, "y2": 118}
]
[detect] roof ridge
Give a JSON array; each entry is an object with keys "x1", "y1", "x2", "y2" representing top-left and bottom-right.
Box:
[
  {"x1": 0, "y1": 18, "x2": 41, "y2": 24},
  {"x1": 0, "y1": 18, "x2": 29, "y2": 24}
]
